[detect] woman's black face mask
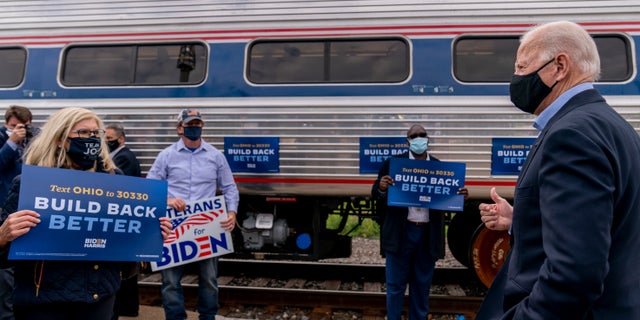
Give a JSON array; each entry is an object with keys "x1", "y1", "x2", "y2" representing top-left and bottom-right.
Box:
[{"x1": 67, "y1": 137, "x2": 101, "y2": 169}]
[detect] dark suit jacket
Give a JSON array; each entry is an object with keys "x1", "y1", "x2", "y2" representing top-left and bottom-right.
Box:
[
  {"x1": 0, "y1": 127, "x2": 22, "y2": 206},
  {"x1": 371, "y1": 152, "x2": 445, "y2": 259},
  {"x1": 478, "y1": 89, "x2": 640, "y2": 319},
  {"x1": 112, "y1": 146, "x2": 141, "y2": 177}
]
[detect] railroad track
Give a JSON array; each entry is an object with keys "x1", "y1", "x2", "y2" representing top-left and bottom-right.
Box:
[{"x1": 138, "y1": 260, "x2": 485, "y2": 319}]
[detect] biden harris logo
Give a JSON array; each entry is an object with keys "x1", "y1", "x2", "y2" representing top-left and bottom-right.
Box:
[{"x1": 84, "y1": 238, "x2": 107, "y2": 248}]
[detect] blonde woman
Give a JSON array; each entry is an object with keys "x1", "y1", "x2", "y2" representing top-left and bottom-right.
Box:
[{"x1": 0, "y1": 107, "x2": 171, "y2": 320}]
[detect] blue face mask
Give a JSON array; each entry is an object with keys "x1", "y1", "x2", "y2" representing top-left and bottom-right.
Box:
[
  {"x1": 183, "y1": 126, "x2": 202, "y2": 141},
  {"x1": 409, "y1": 137, "x2": 428, "y2": 155}
]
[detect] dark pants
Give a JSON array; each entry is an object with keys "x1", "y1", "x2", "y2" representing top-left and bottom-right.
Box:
[
  {"x1": 475, "y1": 252, "x2": 510, "y2": 319},
  {"x1": 112, "y1": 275, "x2": 140, "y2": 319},
  {"x1": 385, "y1": 223, "x2": 436, "y2": 320},
  {"x1": 14, "y1": 294, "x2": 115, "y2": 320},
  {"x1": 0, "y1": 268, "x2": 14, "y2": 320}
]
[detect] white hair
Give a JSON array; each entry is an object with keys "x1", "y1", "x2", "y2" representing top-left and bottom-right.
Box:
[{"x1": 521, "y1": 21, "x2": 600, "y2": 81}]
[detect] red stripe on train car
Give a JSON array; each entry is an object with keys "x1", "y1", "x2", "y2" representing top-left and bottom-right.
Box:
[{"x1": 234, "y1": 177, "x2": 516, "y2": 187}]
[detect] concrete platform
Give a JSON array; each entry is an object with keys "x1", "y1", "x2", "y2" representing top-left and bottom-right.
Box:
[{"x1": 119, "y1": 305, "x2": 236, "y2": 320}]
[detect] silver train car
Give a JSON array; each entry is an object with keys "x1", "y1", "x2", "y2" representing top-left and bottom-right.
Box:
[{"x1": 1, "y1": 0, "x2": 639, "y2": 284}]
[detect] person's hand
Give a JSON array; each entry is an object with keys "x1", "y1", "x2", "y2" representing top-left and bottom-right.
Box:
[
  {"x1": 457, "y1": 187, "x2": 469, "y2": 201},
  {"x1": 479, "y1": 187, "x2": 513, "y2": 231},
  {"x1": 378, "y1": 175, "x2": 394, "y2": 192},
  {"x1": 159, "y1": 217, "x2": 172, "y2": 240},
  {"x1": 220, "y1": 211, "x2": 236, "y2": 232},
  {"x1": 8, "y1": 124, "x2": 27, "y2": 144},
  {"x1": 0, "y1": 210, "x2": 40, "y2": 248},
  {"x1": 167, "y1": 197, "x2": 186, "y2": 212}
]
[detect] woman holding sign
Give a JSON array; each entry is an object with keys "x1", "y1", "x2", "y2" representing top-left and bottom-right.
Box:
[{"x1": 0, "y1": 107, "x2": 172, "y2": 320}]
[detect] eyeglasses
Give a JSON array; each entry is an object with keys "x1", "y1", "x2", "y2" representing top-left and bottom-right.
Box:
[
  {"x1": 408, "y1": 132, "x2": 427, "y2": 140},
  {"x1": 70, "y1": 129, "x2": 106, "y2": 138}
]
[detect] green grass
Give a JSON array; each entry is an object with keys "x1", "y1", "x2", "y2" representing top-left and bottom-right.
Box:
[
  {"x1": 326, "y1": 214, "x2": 380, "y2": 239},
  {"x1": 327, "y1": 213, "x2": 453, "y2": 239}
]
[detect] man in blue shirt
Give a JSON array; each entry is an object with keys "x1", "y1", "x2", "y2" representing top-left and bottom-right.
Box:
[{"x1": 147, "y1": 109, "x2": 239, "y2": 320}]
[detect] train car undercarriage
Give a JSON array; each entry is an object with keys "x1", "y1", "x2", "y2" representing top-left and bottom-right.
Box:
[{"x1": 231, "y1": 195, "x2": 508, "y2": 287}]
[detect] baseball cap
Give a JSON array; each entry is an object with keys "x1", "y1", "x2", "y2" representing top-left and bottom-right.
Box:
[{"x1": 177, "y1": 109, "x2": 203, "y2": 124}]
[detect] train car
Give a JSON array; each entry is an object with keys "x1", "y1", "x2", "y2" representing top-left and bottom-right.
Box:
[{"x1": 1, "y1": 1, "x2": 639, "y2": 285}]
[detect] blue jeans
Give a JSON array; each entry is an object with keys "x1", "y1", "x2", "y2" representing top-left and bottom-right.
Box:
[
  {"x1": 161, "y1": 258, "x2": 219, "y2": 320},
  {"x1": 385, "y1": 223, "x2": 436, "y2": 320},
  {"x1": 0, "y1": 268, "x2": 14, "y2": 320}
]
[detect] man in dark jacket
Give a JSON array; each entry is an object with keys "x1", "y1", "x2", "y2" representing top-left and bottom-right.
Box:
[
  {"x1": 105, "y1": 123, "x2": 141, "y2": 178},
  {"x1": 0, "y1": 106, "x2": 36, "y2": 206},
  {"x1": 0, "y1": 105, "x2": 37, "y2": 320},
  {"x1": 105, "y1": 123, "x2": 142, "y2": 318},
  {"x1": 476, "y1": 21, "x2": 640, "y2": 319},
  {"x1": 371, "y1": 124, "x2": 468, "y2": 320}
]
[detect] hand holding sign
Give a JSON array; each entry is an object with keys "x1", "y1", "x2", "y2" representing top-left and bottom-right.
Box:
[
  {"x1": 151, "y1": 196, "x2": 235, "y2": 271},
  {"x1": 0, "y1": 210, "x2": 41, "y2": 248},
  {"x1": 9, "y1": 165, "x2": 168, "y2": 261},
  {"x1": 387, "y1": 158, "x2": 466, "y2": 211}
]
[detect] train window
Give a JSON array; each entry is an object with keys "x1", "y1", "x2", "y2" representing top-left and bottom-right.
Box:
[
  {"x1": 453, "y1": 36, "x2": 519, "y2": 83},
  {"x1": 594, "y1": 35, "x2": 633, "y2": 82},
  {"x1": 61, "y1": 43, "x2": 207, "y2": 86},
  {"x1": 247, "y1": 38, "x2": 409, "y2": 84},
  {"x1": 0, "y1": 47, "x2": 27, "y2": 88},
  {"x1": 454, "y1": 35, "x2": 633, "y2": 83}
]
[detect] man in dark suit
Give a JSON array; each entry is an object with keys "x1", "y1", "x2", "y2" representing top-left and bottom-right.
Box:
[
  {"x1": 105, "y1": 123, "x2": 142, "y2": 319},
  {"x1": 476, "y1": 21, "x2": 640, "y2": 319},
  {"x1": 106, "y1": 123, "x2": 141, "y2": 177},
  {"x1": 372, "y1": 124, "x2": 468, "y2": 320}
]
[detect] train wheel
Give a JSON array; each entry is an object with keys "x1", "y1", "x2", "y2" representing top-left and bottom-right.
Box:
[
  {"x1": 446, "y1": 204, "x2": 482, "y2": 268},
  {"x1": 470, "y1": 225, "x2": 510, "y2": 288}
]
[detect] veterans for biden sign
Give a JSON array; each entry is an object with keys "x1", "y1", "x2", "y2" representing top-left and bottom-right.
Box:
[
  {"x1": 387, "y1": 158, "x2": 466, "y2": 211},
  {"x1": 151, "y1": 196, "x2": 234, "y2": 271},
  {"x1": 9, "y1": 165, "x2": 168, "y2": 261}
]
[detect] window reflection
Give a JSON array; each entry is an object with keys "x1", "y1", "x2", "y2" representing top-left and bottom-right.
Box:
[{"x1": 248, "y1": 38, "x2": 409, "y2": 84}]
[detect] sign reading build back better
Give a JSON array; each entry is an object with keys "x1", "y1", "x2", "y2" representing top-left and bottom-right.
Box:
[
  {"x1": 9, "y1": 165, "x2": 168, "y2": 261},
  {"x1": 387, "y1": 158, "x2": 466, "y2": 211}
]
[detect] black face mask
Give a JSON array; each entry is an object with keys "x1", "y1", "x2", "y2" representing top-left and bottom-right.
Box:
[
  {"x1": 67, "y1": 137, "x2": 102, "y2": 170},
  {"x1": 509, "y1": 58, "x2": 558, "y2": 114},
  {"x1": 183, "y1": 126, "x2": 202, "y2": 141},
  {"x1": 107, "y1": 139, "x2": 120, "y2": 153}
]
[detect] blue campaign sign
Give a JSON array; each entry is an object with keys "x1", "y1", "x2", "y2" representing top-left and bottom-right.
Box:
[
  {"x1": 359, "y1": 137, "x2": 407, "y2": 174},
  {"x1": 224, "y1": 137, "x2": 279, "y2": 173},
  {"x1": 9, "y1": 165, "x2": 168, "y2": 261},
  {"x1": 387, "y1": 158, "x2": 466, "y2": 211},
  {"x1": 491, "y1": 138, "x2": 536, "y2": 175}
]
